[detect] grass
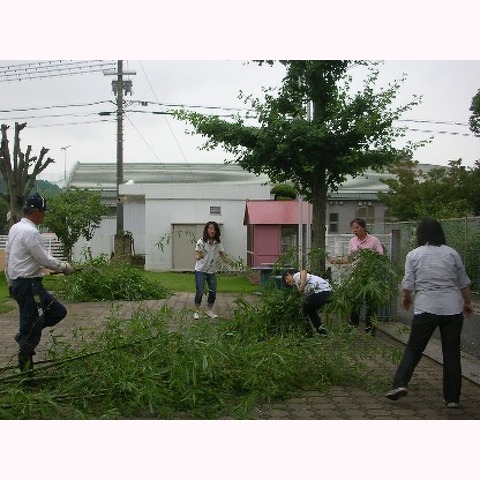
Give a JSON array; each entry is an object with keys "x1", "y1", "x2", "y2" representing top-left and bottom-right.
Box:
[
  {"x1": 0, "y1": 268, "x2": 261, "y2": 308},
  {"x1": 0, "y1": 263, "x2": 400, "y2": 419},
  {"x1": 0, "y1": 288, "x2": 397, "y2": 420},
  {"x1": 143, "y1": 270, "x2": 261, "y2": 294}
]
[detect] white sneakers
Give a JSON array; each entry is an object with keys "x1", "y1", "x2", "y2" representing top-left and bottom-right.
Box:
[
  {"x1": 193, "y1": 310, "x2": 218, "y2": 319},
  {"x1": 385, "y1": 387, "x2": 408, "y2": 401}
]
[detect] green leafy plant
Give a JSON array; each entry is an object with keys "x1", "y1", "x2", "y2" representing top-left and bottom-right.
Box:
[
  {"x1": 0, "y1": 288, "x2": 398, "y2": 420},
  {"x1": 57, "y1": 256, "x2": 171, "y2": 302},
  {"x1": 326, "y1": 248, "x2": 402, "y2": 325}
]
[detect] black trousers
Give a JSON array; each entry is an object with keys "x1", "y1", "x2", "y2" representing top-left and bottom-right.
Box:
[
  {"x1": 302, "y1": 291, "x2": 332, "y2": 330},
  {"x1": 12, "y1": 277, "x2": 67, "y2": 361},
  {"x1": 392, "y1": 312, "x2": 463, "y2": 403}
]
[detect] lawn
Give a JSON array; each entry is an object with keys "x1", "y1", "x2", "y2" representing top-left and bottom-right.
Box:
[
  {"x1": 0, "y1": 269, "x2": 262, "y2": 310},
  {"x1": 142, "y1": 270, "x2": 261, "y2": 294}
]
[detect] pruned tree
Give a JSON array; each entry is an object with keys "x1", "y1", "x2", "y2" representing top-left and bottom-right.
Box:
[
  {"x1": 0, "y1": 122, "x2": 55, "y2": 225},
  {"x1": 176, "y1": 60, "x2": 424, "y2": 271}
]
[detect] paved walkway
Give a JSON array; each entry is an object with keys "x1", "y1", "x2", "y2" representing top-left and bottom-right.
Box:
[{"x1": 1, "y1": 292, "x2": 480, "y2": 420}]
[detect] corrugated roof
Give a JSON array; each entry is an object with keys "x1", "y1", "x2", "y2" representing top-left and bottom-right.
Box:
[
  {"x1": 68, "y1": 162, "x2": 271, "y2": 190},
  {"x1": 244, "y1": 200, "x2": 312, "y2": 225}
]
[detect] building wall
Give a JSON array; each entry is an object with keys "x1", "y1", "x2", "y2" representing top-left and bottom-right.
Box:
[
  {"x1": 70, "y1": 180, "x2": 391, "y2": 268},
  {"x1": 121, "y1": 182, "x2": 271, "y2": 271}
]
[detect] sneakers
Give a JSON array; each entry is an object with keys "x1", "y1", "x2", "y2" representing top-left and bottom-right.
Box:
[
  {"x1": 316, "y1": 325, "x2": 328, "y2": 336},
  {"x1": 443, "y1": 400, "x2": 460, "y2": 408},
  {"x1": 364, "y1": 326, "x2": 376, "y2": 336},
  {"x1": 385, "y1": 387, "x2": 408, "y2": 401},
  {"x1": 18, "y1": 354, "x2": 34, "y2": 374},
  {"x1": 194, "y1": 310, "x2": 218, "y2": 319}
]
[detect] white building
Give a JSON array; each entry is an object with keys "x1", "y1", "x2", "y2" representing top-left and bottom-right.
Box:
[
  {"x1": 69, "y1": 162, "x2": 272, "y2": 271},
  {"x1": 68, "y1": 161, "x2": 436, "y2": 271}
]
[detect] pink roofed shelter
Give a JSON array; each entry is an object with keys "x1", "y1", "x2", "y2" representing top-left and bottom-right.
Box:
[{"x1": 243, "y1": 199, "x2": 312, "y2": 268}]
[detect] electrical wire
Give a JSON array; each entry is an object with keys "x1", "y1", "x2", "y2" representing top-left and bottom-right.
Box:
[{"x1": 138, "y1": 60, "x2": 198, "y2": 183}]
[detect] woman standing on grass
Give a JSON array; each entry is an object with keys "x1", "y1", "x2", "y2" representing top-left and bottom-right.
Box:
[
  {"x1": 193, "y1": 221, "x2": 232, "y2": 319},
  {"x1": 385, "y1": 217, "x2": 473, "y2": 408}
]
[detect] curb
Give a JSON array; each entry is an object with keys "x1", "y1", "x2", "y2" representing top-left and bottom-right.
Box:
[{"x1": 377, "y1": 321, "x2": 480, "y2": 386}]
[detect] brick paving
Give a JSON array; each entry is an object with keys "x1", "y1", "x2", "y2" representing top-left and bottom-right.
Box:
[{"x1": 1, "y1": 292, "x2": 480, "y2": 420}]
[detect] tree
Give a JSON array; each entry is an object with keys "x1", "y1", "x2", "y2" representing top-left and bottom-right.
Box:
[
  {"x1": 44, "y1": 188, "x2": 110, "y2": 262},
  {"x1": 469, "y1": 89, "x2": 480, "y2": 137},
  {"x1": 176, "y1": 61, "x2": 422, "y2": 270},
  {"x1": 379, "y1": 158, "x2": 480, "y2": 220},
  {"x1": 0, "y1": 122, "x2": 56, "y2": 225},
  {"x1": 270, "y1": 183, "x2": 296, "y2": 200}
]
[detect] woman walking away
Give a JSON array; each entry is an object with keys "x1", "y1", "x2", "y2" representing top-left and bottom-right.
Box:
[
  {"x1": 385, "y1": 218, "x2": 473, "y2": 408},
  {"x1": 194, "y1": 221, "x2": 233, "y2": 319},
  {"x1": 283, "y1": 268, "x2": 333, "y2": 337}
]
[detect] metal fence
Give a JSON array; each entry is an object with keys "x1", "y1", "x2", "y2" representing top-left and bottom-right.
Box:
[
  {"x1": 0, "y1": 233, "x2": 65, "y2": 263},
  {"x1": 380, "y1": 217, "x2": 480, "y2": 292}
]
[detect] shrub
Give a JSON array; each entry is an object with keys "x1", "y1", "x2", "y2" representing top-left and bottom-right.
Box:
[{"x1": 58, "y1": 256, "x2": 171, "y2": 302}]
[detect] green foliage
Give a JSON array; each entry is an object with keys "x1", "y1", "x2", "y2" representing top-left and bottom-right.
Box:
[
  {"x1": 469, "y1": 89, "x2": 480, "y2": 137},
  {"x1": 175, "y1": 61, "x2": 423, "y2": 265},
  {"x1": 56, "y1": 256, "x2": 171, "y2": 302},
  {"x1": 270, "y1": 183, "x2": 297, "y2": 200},
  {"x1": 380, "y1": 158, "x2": 480, "y2": 220},
  {"x1": 326, "y1": 249, "x2": 402, "y2": 324},
  {"x1": 0, "y1": 289, "x2": 395, "y2": 419},
  {"x1": 45, "y1": 187, "x2": 110, "y2": 261}
]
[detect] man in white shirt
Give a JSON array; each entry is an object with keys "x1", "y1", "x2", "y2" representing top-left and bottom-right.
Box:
[{"x1": 5, "y1": 193, "x2": 74, "y2": 373}]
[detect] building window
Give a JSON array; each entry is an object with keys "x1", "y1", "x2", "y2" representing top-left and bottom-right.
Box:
[
  {"x1": 356, "y1": 205, "x2": 374, "y2": 223},
  {"x1": 210, "y1": 206, "x2": 221, "y2": 215},
  {"x1": 329, "y1": 213, "x2": 339, "y2": 233}
]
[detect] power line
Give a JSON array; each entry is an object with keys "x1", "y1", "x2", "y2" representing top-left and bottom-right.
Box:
[
  {"x1": 0, "y1": 60, "x2": 116, "y2": 82},
  {"x1": 0, "y1": 100, "x2": 113, "y2": 113},
  {"x1": 138, "y1": 60, "x2": 198, "y2": 183},
  {"x1": 399, "y1": 118, "x2": 470, "y2": 127}
]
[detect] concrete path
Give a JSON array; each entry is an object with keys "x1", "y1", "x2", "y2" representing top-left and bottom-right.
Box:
[{"x1": 1, "y1": 292, "x2": 480, "y2": 420}]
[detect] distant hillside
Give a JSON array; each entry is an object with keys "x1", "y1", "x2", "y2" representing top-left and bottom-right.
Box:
[{"x1": 0, "y1": 178, "x2": 61, "y2": 197}]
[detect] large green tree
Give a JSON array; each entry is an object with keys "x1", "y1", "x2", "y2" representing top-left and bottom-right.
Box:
[
  {"x1": 45, "y1": 188, "x2": 110, "y2": 262},
  {"x1": 176, "y1": 61, "x2": 422, "y2": 270},
  {"x1": 379, "y1": 158, "x2": 480, "y2": 220}
]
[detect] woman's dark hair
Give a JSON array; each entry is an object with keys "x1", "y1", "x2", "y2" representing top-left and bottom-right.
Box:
[
  {"x1": 416, "y1": 217, "x2": 446, "y2": 247},
  {"x1": 202, "y1": 221, "x2": 221, "y2": 242},
  {"x1": 350, "y1": 217, "x2": 369, "y2": 233},
  {"x1": 282, "y1": 268, "x2": 297, "y2": 280}
]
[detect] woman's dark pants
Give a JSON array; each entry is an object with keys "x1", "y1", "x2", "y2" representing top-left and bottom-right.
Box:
[
  {"x1": 303, "y1": 291, "x2": 332, "y2": 330},
  {"x1": 392, "y1": 312, "x2": 464, "y2": 403}
]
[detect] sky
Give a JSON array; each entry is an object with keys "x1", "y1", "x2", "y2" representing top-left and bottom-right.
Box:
[{"x1": 1, "y1": 59, "x2": 479, "y2": 184}]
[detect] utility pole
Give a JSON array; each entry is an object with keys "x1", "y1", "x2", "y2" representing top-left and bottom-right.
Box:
[
  {"x1": 60, "y1": 144, "x2": 71, "y2": 185},
  {"x1": 116, "y1": 60, "x2": 124, "y2": 235},
  {"x1": 104, "y1": 60, "x2": 136, "y2": 257}
]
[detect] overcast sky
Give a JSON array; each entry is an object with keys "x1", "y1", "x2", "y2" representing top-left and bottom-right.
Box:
[{"x1": 1, "y1": 59, "x2": 479, "y2": 184}]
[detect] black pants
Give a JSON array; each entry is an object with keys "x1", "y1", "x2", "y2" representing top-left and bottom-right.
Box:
[
  {"x1": 392, "y1": 312, "x2": 463, "y2": 403},
  {"x1": 12, "y1": 277, "x2": 67, "y2": 362},
  {"x1": 303, "y1": 291, "x2": 332, "y2": 330}
]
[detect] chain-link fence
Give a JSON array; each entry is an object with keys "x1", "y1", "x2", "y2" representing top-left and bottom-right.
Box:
[{"x1": 381, "y1": 217, "x2": 480, "y2": 293}]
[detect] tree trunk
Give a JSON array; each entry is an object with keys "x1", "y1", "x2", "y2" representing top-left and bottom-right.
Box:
[
  {"x1": 0, "y1": 122, "x2": 55, "y2": 226},
  {"x1": 311, "y1": 168, "x2": 328, "y2": 274}
]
